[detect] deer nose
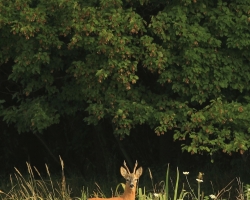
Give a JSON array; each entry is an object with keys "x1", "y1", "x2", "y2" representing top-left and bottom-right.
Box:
[{"x1": 130, "y1": 184, "x2": 134, "y2": 188}]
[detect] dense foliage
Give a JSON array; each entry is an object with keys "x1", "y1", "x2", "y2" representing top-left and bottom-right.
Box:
[{"x1": 1, "y1": 0, "x2": 250, "y2": 158}]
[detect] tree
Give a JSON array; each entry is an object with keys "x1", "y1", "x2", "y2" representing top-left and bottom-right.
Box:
[{"x1": 1, "y1": 0, "x2": 250, "y2": 157}]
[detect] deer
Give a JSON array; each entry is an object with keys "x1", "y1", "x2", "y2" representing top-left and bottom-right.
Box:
[{"x1": 89, "y1": 161, "x2": 143, "y2": 200}]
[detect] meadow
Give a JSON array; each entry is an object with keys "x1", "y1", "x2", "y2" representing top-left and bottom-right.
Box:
[{"x1": 0, "y1": 157, "x2": 249, "y2": 200}]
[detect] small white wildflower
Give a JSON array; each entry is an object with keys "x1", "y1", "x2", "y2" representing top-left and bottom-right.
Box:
[
  {"x1": 183, "y1": 172, "x2": 189, "y2": 175},
  {"x1": 209, "y1": 194, "x2": 216, "y2": 199},
  {"x1": 153, "y1": 193, "x2": 159, "y2": 198},
  {"x1": 196, "y1": 179, "x2": 203, "y2": 182}
]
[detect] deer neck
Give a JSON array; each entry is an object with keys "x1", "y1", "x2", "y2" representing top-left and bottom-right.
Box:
[{"x1": 122, "y1": 185, "x2": 136, "y2": 200}]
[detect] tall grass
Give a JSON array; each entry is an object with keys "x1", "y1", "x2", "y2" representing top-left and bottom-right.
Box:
[
  {"x1": 1, "y1": 160, "x2": 250, "y2": 200},
  {"x1": 138, "y1": 165, "x2": 250, "y2": 200},
  {"x1": 0, "y1": 156, "x2": 88, "y2": 200}
]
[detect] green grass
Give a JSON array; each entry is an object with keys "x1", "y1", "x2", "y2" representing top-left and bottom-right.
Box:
[
  {"x1": 0, "y1": 156, "x2": 88, "y2": 200},
  {"x1": 141, "y1": 166, "x2": 250, "y2": 200},
  {"x1": 1, "y1": 160, "x2": 250, "y2": 200}
]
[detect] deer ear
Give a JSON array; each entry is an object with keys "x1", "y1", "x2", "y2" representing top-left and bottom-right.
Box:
[
  {"x1": 120, "y1": 166, "x2": 128, "y2": 178},
  {"x1": 135, "y1": 167, "x2": 143, "y2": 178}
]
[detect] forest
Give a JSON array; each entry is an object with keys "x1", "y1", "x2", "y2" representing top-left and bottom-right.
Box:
[{"x1": 1, "y1": 0, "x2": 250, "y2": 199}]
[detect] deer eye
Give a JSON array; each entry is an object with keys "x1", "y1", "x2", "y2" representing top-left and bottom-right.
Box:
[{"x1": 126, "y1": 179, "x2": 130, "y2": 182}]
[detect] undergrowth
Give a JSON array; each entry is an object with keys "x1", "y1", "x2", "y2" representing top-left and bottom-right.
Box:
[{"x1": 1, "y1": 159, "x2": 250, "y2": 200}]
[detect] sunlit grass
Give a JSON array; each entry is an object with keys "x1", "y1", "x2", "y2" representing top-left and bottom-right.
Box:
[
  {"x1": 138, "y1": 165, "x2": 250, "y2": 200},
  {"x1": 0, "y1": 156, "x2": 88, "y2": 200},
  {"x1": 1, "y1": 160, "x2": 250, "y2": 200}
]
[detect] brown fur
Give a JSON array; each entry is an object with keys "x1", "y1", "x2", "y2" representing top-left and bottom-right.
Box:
[{"x1": 89, "y1": 161, "x2": 143, "y2": 200}]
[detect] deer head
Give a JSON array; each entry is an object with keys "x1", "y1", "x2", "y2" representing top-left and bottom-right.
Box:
[{"x1": 120, "y1": 161, "x2": 143, "y2": 189}]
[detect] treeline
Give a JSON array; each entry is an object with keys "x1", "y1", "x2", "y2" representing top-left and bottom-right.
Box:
[{"x1": 0, "y1": 0, "x2": 250, "y2": 181}]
